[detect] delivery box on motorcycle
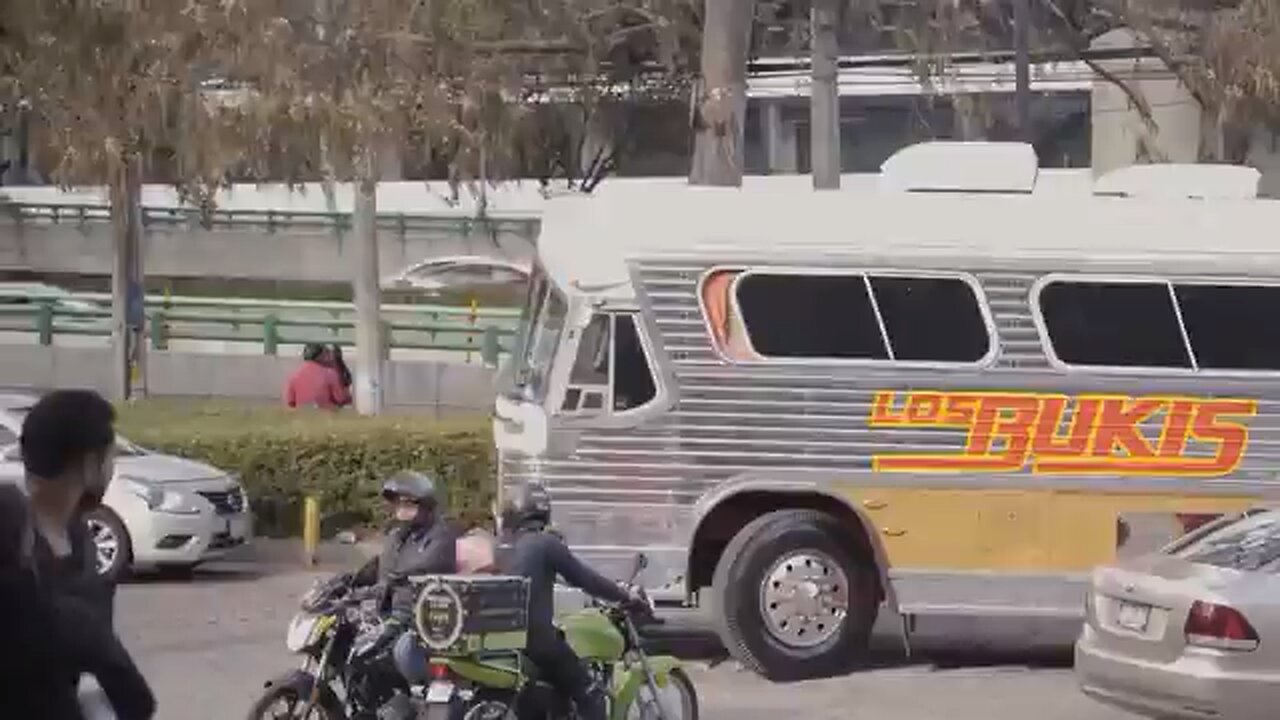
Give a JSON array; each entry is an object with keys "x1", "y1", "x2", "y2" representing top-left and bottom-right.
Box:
[{"x1": 411, "y1": 574, "x2": 529, "y2": 656}]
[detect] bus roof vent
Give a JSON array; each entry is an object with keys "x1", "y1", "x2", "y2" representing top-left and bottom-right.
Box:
[
  {"x1": 1094, "y1": 164, "x2": 1261, "y2": 200},
  {"x1": 879, "y1": 141, "x2": 1039, "y2": 194}
]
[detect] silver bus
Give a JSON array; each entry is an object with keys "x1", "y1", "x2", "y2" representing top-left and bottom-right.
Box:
[{"x1": 488, "y1": 143, "x2": 1280, "y2": 679}]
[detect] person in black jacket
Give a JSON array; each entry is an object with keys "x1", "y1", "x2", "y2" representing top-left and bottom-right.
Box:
[
  {"x1": 18, "y1": 389, "x2": 156, "y2": 719},
  {"x1": 497, "y1": 482, "x2": 643, "y2": 720},
  {"x1": 346, "y1": 471, "x2": 460, "y2": 618},
  {"x1": 332, "y1": 471, "x2": 459, "y2": 718},
  {"x1": 0, "y1": 483, "x2": 84, "y2": 719}
]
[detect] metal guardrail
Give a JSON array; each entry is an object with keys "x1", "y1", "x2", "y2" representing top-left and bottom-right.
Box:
[
  {"x1": 0, "y1": 300, "x2": 517, "y2": 363},
  {"x1": 69, "y1": 291, "x2": 524, "y2": 325},
  {"x1": 0, "y1": 201, "x2": 540, "y2": 236}
]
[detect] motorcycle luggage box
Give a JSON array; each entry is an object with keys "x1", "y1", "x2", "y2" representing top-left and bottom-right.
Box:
[{"x1": 412, "y1": 574, "x2": 529, "y2": 656}]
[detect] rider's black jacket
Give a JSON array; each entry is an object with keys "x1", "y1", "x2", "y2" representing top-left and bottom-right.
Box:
[
  {"x1": 351, "y1": 518, "x2": 461, "y2": 618},
  {"x1": 0, "y1": 486, "x2": 155, "y2": 720},
  {"x1": 497, "y1": 525, "x2": 630, "y2": 646}
]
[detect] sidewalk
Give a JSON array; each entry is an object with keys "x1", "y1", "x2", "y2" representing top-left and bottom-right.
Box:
[{"x1": 223, "y1": 536, "x2": 381, "y2": 571}]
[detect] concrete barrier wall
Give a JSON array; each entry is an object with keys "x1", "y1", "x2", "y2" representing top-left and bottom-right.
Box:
[
  {"x1": 0, "y1": 345, "x2": 497, "y2": 417},
  {"x1": 0, "y1": 218, "x2": 537, "y2": 284}
]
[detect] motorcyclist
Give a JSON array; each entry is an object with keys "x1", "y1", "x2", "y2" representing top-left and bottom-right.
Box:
[
  {"x1": 497, "y1": 481, "x2": 644, "y2": 720},
  {"x1": 338, "y1": 471, "x2": 460, "y2": 716}
]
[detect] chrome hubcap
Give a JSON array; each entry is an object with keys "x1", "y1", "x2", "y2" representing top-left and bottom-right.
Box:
[
  {"x1": 758, "y1": 550, "x2": 849, "y2": 648},
  {"x1": 86, "y1": 518, "x2": 119, "y2": 575}
]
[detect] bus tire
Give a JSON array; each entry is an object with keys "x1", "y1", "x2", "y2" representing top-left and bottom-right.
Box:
[{"x1": 710, "y1": 509, "x2": 878, "y2": 681}]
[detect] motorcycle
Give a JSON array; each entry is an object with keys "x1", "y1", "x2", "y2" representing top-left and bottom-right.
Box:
[
  {"x1": 418, "y1": 553, "x2": 699, "y2": 720},
  {"x1": 247, "y1": 574, "x2": 408, "y2": 720}
]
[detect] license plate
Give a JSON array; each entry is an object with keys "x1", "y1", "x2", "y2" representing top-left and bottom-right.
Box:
[
  {"x1": 1116, "y1": 600, "x2": 1151, "y2": 632},
  {"x1": 426, "y1": 681, "x2": 454, "y2": 703}
]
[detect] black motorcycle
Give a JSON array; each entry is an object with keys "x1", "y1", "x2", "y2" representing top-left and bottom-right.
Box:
[{"x1": 247, "y1": 575, "x2": 410, "y2": 720}]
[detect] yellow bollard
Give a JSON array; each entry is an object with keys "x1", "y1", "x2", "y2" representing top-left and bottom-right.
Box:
[{"x1": 303, "y1": 496, "x2": 320, "y2": 567}]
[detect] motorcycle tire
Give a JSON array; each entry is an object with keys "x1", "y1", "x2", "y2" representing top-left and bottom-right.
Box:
[
  {"x1": 245, "y1": 680, "x2": 345, "y2": 720},
  {"x1": 630, "y1": 667, "x2": 698, "y2": 720}
]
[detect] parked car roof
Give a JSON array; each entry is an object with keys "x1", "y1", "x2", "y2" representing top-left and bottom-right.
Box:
[{"x1": 0, "y1": 393, "x2": 39, "y2": 412}]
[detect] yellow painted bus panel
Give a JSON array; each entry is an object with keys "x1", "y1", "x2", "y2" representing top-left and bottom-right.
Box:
[{"x1": 836, "y1": 484, "x2": 1259, "y2": 573}]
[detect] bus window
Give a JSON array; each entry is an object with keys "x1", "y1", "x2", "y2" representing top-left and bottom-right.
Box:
[
  {"x1": 562, "y1": 315, "x2": 610, "y2": 412},
  {"x1": 1037, "y1": 280, "x2": 1193, "y2": 369},
  {"x1": 700, "y1": 269, "x2": 757, "y2": 360},
  {"x1": 868, "y1": 276, "x2": 989, "y2": 362},
  {"x1": 561, "y1": 314, "x2": 658, "y2": 415},
  {"x1": 736, "y1": 273, "x2": 887, "y2": 359},
  {"x1": 570, "y1": 315, "x2": 610, "y2": 386},
  {"x1": 728, "y1": 271, "x2": 991, "y2": 364},
  {"x1": 1174, "y1": 284, "x2": 1280, "y2": 371},
  {"x1": 613, "y1": 315, "x2": 656, "y2": 411},
  {"x1": 1039, "y1": 278, "x2": 1280, "y2": 373}
]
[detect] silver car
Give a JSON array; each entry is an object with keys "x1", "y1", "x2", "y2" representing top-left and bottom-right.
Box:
[
  {"x1": 1076, "y1": 508, "x2": 1280, "y2": 719},
  {"x1": 0, "y1": 392, "x2": 253, "y2": 580}
]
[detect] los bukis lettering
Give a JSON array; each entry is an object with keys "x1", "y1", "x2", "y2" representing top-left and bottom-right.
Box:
[{"x1": 869, "y1": 391, "x2": 1258, "y2": 477}]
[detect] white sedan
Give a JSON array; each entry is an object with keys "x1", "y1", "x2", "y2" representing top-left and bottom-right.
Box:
[
  {"x1": 1076, "y1": 507, "x2": 1280, "y2": 719},
  {"x1": 0, "y1": 393, "x2": 254, "y2": 580}
]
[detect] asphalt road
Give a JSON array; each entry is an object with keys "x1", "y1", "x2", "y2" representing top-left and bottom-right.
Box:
[{"x1": 115, "y1": 554, "x2": 1136, "y2": 720}]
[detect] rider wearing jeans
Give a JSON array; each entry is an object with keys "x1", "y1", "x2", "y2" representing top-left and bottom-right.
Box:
[
  {"x1": 497, "y1": 482, "x2": 643, "y2": 720},
  {"x1": 341, "y1": 471, "x2": 459, "y2": 717}
]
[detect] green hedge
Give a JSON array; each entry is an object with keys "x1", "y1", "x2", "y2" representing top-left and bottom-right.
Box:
[{"x1": 115, "y1": 400, "x2": 495, "y2": 537}]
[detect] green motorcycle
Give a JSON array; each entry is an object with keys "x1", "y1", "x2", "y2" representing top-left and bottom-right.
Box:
[{"x1": 411, "y1": 553, "x2": 698, "y2": 720}]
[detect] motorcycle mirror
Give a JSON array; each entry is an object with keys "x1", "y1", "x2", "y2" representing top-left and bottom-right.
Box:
[{"x1": 629, "y1": 552, "x2": 648, "y2": 581}]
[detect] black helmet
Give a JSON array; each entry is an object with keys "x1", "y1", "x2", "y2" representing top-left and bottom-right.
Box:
[
  {"x1": 504, "y1": 481, "x2": 551, "y2": 530},
  {"x1": 381, "y1": 470, "x2": 439, "y2": 511}
]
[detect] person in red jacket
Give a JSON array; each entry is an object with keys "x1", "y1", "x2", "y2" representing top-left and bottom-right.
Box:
[{"x1": 284, "y1": 343, "x2": 352, "y2": 409}]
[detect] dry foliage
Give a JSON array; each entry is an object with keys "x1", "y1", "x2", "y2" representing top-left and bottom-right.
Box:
[
  {"x1": 786, "y1": 0, "x2": 1280, "y2": 155},
  {"x1": 1, "y1": 0, "x2": 256, "y2": 205},
  {"x1": 1, "y1": 0, "x2": 700, "y2": 198},
  {"x1": 747, "y1": 1, "x2": 1280, "y2": 163}
]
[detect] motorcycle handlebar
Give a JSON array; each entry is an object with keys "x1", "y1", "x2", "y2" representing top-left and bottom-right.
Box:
[{"x1": 590, "y1": 587, "x2": 662, "y2": 623}]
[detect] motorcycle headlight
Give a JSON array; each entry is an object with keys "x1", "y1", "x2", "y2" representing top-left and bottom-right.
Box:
[{"x1": 286, "y1": 614, "x2": 322, "y2": 653}]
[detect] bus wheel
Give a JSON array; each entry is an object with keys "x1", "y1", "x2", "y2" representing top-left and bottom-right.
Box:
[{"x1": 711, "y1": 509, "x2": 878, "y2": 681}]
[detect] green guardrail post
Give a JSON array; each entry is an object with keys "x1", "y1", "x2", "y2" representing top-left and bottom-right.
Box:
[
  {"x1": 36, "y1": 302, "x2": 53, "y2": 346},
  {"x1": 263, "y1": 314, "x2": 280, "y2": 356},
  {"x1": 481, "y1": 326, "x2": 500, "y2": 368},
  {"x1": 150, "y1": 310, "x2": 169, "y2": 350},
  {"x1": 381, "y1": 320, "x2": 392, "y2": 360}
]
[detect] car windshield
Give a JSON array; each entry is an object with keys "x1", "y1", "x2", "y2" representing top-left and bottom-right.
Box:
[
  {"x1": 7, "y1": 406, "x2": 146, "y2": 457},
  {"x1": 507, "y1": 264, "x2": 568, "y2": 403},
  {"x1": 1172, "y1": 509, "x2": 1280, "y2": 572}
]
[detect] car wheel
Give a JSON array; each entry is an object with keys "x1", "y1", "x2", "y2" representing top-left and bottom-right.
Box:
[
  {"x1": 711, "y1": 509, "x2": 879, "y2": 681},
  {"x1": 85, "y1": 507, "x2": 132, "y2": 582}
]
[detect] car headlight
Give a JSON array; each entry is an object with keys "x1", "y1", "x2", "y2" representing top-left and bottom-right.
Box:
[
  {"x1": 119, "y1": 477, "x2": 203, "y2": 515},
  {"x1": 228, "y1": 474, "x2": 250, "y2": 513}
]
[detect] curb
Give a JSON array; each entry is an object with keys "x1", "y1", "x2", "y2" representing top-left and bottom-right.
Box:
[{"x1": 227, "y1": 537, "x2": 381, "y2": 570}]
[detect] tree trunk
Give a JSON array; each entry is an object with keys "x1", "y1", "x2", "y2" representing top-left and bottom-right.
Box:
[
  {"x1": 810, "y1": 0, "x2": 841, "y2": 189},
  {"x1": 352, "y1": 163, "x2": 384, "y2": 415},
  {"x1": 689, "y1": 0, "x2": 755, "y2": 186},
  {"x1": 109, "y1": 156, "x2": 144, "y2": 402},
  {"x1": 377, "y1": 137, "x2": 404, "y2": 180},
  {"x1": 1013, "y1": 0, "x2": 1032, "y2": 142}
]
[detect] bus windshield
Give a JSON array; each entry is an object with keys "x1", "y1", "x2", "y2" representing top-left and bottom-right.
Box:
[{"x1": 509, "y1": 264, "x2": 568, "y2": 403}]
